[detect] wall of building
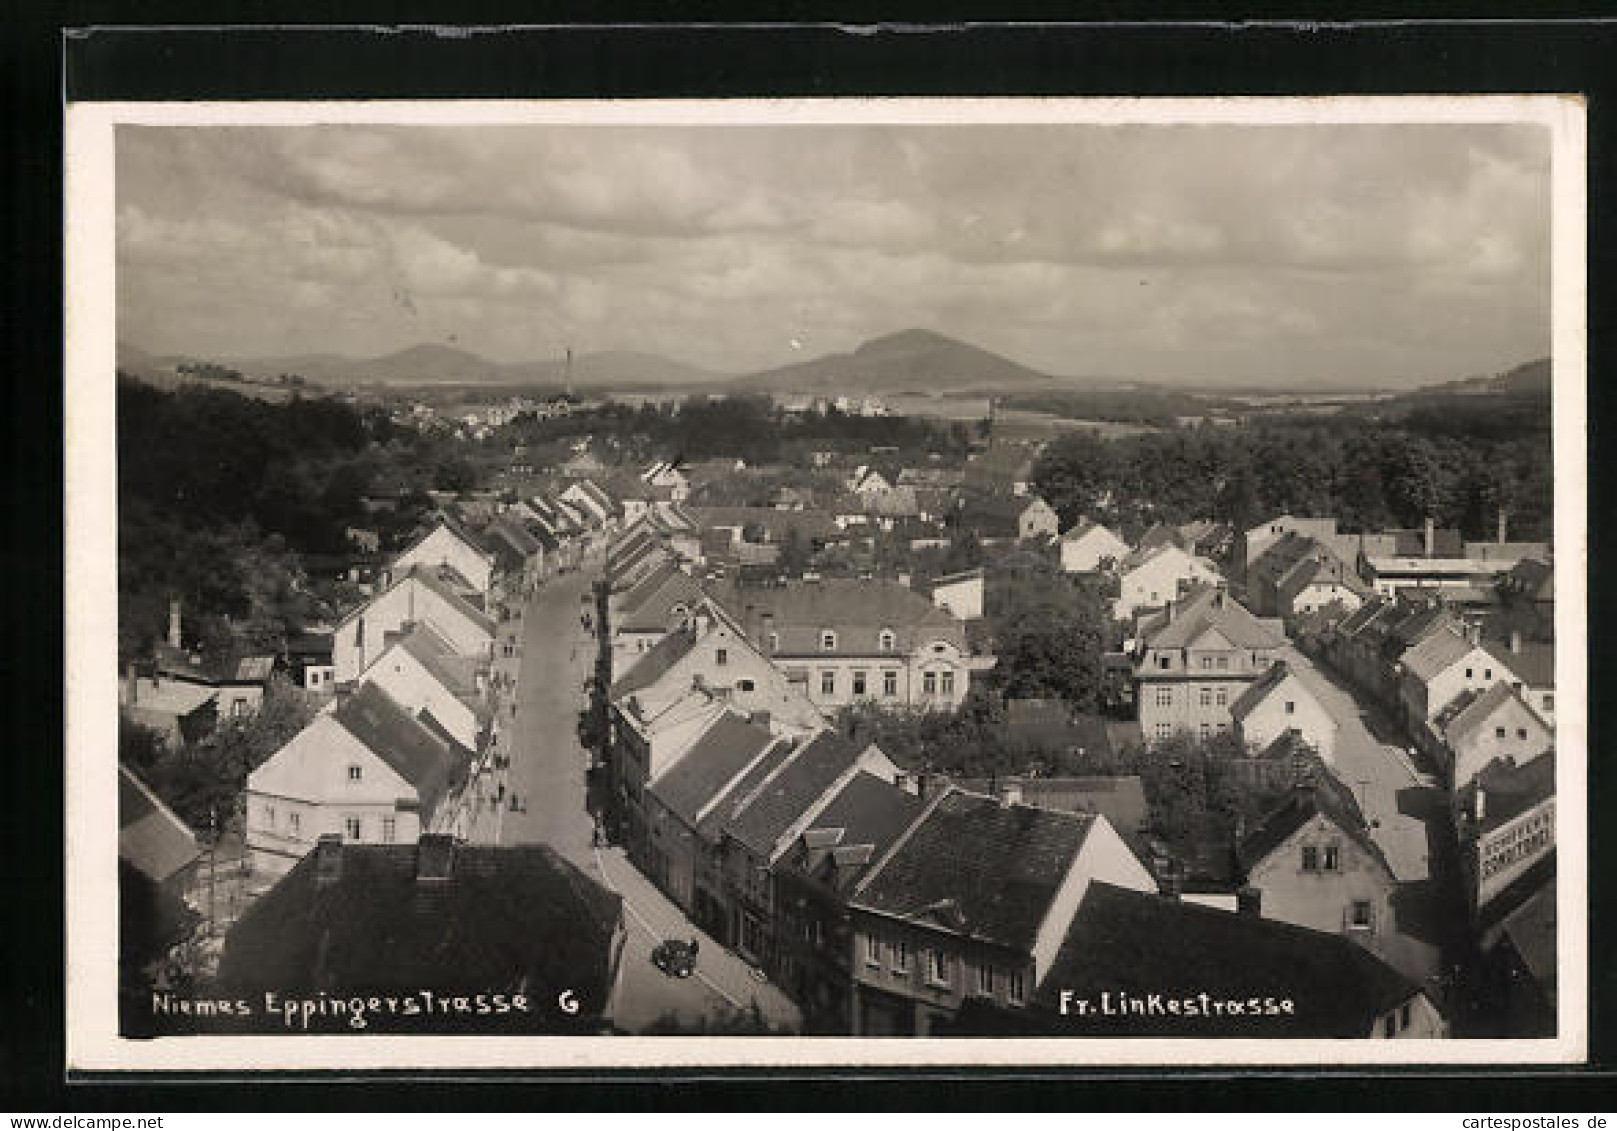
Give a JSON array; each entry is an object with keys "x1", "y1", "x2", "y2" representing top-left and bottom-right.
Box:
[
  {"x1": 1473, "y1": 799, "x2": 1555, "y2": 910},
  {"x1": 1450, "y1": 696, "x2": 1555, "y2": 791},
  {"x1": 851, "y1": 913, "x2": 1034, "y2": 1036},
  {"x1": 1246, "y1": 814, "x2": 1396, "y2": 956},
  {"x1": 1060, "y1": 529, "x2": 1128, "y2": 574},
  {"x1": 360, "y1": 644, "x2": 482, "y2": 751},
  {"x1": 333, "y1": 578, "x2": 493, "y2": 683},
  {"x1": 394, "y1": 526, "x2": 492, "y2": 594},
  {"x1": 1115, "y1": 551, "x2": 1220, "y2": 621},
  {"x1": 1237, "y1": 678, "x2": 1338, "y2": 763}
]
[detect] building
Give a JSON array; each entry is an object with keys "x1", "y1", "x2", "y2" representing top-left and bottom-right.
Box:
[
  {"x1": 121, "y1": 667, "x2": 219, "y2": 748},
  {"x1": 1230, "y1": 660, "x2": 1339, "y2": 764},
  {"x1": 953, "y1": 774, "x2": 1148, "y2": 843},
  {"x1": 390, "y1": 517, "x2": 496, "y2": 596},
  {"x1": 1237, "y1": 783, "x2": 1400, "y2": 962},
  {"x1": 119, "y1": 763, "x2": 202, "y2": 898},
  {"x1": 1437, "y1": 681, "x2": 1554, "y2": 792},
  {"x1": 847, "y1": 787, "x2": 1156, "y2": 1036},
  {"x1": 245, "y1": 683, "x2": 473, "y2": 875},
  {"x1": 1246, "y1": 532, "x2": 1368, "y2": 619},
  {"x1": 772, "y1": 773, "x2": 927, "y2": 1032},
  {"x1": 1133, "y1": 587, "x2": 1287, "y2": 743},
  {"x1": 1455, "y1": 751, "x2": 1555, "y2": 918},
  {"x1": 1059, "y1": 518, "x2": 1130, "y2": 575},
  {"x1": 332, "y1": 567, "x2": 496, "y2": 684},
  {"x1": 1114, "y1": 544, "x2": 1223, "y2": 622},
  {"x1": 956, "y1": 495, "x2": 1061, "y2": 543},
  {"x1": 216, "y1": 836, "x2": 626, "y2": 1033},
  {"x1": 358, "y1": 624, "x2": 492, "y2": 753},
  {"x1": 926, "y1": 568, "x2": 984, "y2": 622},
  {"x1": 609, "y1": 562, "x2": 711, "y2": 676},
  {"x1": 285, "y1": 629, "x2": 336, "y2": 694},
  {"x1": 1235, "y1": 516, "x2": 1348, "y2": 582},
  {"x1": 711, "y1": 577, "x2": 987, "y2": 711},
  {"x1": 950, "y1": 882, "x2": 1445, "y2": 1038},
  {"x1": 1472, "y1": 878, "x2": 1556, "y2": 1037},
  {"x1": 147, "y1": 602, "x2": 276, "y2": 720},
  {"x1": 1397, "y1": 624, "x2": 1521, "y2": 733}
]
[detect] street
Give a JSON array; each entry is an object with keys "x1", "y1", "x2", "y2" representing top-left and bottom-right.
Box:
[
  {"x1": 492, "y1": 553, "x2": 802, "y2": 1033},
  {"x1": 1280, "y1": 644, "x2": 1467, "y2": 986}
]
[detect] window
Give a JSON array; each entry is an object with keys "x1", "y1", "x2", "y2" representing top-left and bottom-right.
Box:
[
  {"x1": 820, "y1": 670, "x2": 836, "y2": 696},
  {"x1": 1544, "y1": 694, "x2": 1555, "y2": 711},
  {"x1": 1155, "y1": 722, "x2": 1172, "y2": 739},
  {"x1": 923, "y1": 671, "x2": 938, "y2": 696},
  {"x1": 820, "y1": 630, "x2": 838, "y2": 651},
  {"x1": 768, "y1": 632, "x2": 780, "y2": 652},
  {"x1": 1350, "y1": 900, "x2": 1372, "y2": 929},
  {"x1": 382, "y1": 816, "x2": 397, "y2": 843},
  {"x1": 1199, "y1": 686, "x2": 1213, "y2": 707},
  {"x1": 891, "y1": 939, "x2": 909, "y2": 974},
  {"x1": 1401, "y1": 1003, "x2": 1412, "y2": 1029},
  {"x1": 879, "y1": 630, "x2": 896, "y2": 652},
  {"x1": 1495, "y1": 726, "x2": 1507, "y2": 739},
  {"x1": 232, "y1": 698, "x2": 249, "y2": 717},
  {"x1": 1201, "y1": 656, "x2": 1214, "y2": 670},
  {"x1": 883, "y1": 670, "x2": 898, "y2": 697},
  {"x1": 1008, "y1": 968, "x2": 1026, "y2": 1004},
  {"x1": 928, "y1": 949, "x2": 951, "y2": 987},
  {"x1": 345, "y1": 816, "x2": 362, "y2": 841},
  {"x1": 1284, "y1": 700, "x2": 1296, "y2": 715},
  {"x1": 978, "y1": 964, "x2": 994, "y2": 996},
  {"x1": 1301, "y1": 846, "x2": 1319, "y2": 872},
  {"x1": 1215, "y1": 686, "x2": 1228, "y2": 707},
  {"x1": 737, "y1": 679, "x2": 756, "y2": 692},
  {"x1": 348, "y1": 765, "x2": 363, "y2": 783},
  {"x1": 1199, "y1": 723, "x2": 1211, "y2": 740},
  {"x1": 853, "y1": 670, "x2": 868, "y2": 696},
  {"x1": 1158, "y1": 656, "x2": 1171, "y2": 670},
  {"x1": 1216, "y1": 655, "x2": 1229, "y2": 670},
  {"x1": 715, "y1": 648, "x2": 728, "y2": 667},
  {"x1": 865, "y1": 935, "x2": 882, "y2": 966},
  {"x1": 1516, "y1": 727, "x2": 1528, "y2": 740},
  {"x1": 1324, "y1": 845, "x2": 1341, "y2": 872},
  {"x1": 1465, "y1": 667, "x2": 1473, "y2": 679},
  {"x1": 264, "y1": 803, "x2": 276, "y2": 829},
  {"x1": 1155, "y1": 687, "x2": 1173, "y2": 707},
  {"x1": 1384, "y1": 1015, "x2": 1397, "y2": 1038},
  {"x1": 940, "y1": 670, "x2": 955, "y2": 697},
  {"x1": 1484, "y1": 668, "x2": 1492, "y2": 681}
]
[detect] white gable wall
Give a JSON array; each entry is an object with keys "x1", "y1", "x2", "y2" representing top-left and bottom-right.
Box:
[{"x1": 394, "y1": 525, "x2": 493, "y2": 594}]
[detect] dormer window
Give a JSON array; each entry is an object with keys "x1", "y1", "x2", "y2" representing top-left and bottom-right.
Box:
[
  {"x1": 820, "y1": 630, "x2": 838, "y2": 652},
  {"x1": 347, "y1": 765, "x2": 363, "y2": 783}
]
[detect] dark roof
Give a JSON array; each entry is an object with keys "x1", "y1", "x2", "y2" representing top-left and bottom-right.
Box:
[
  {"x1": 1490, "y1": 877, "x2": 1557, "y2": 992},
  {"x1": 1007, "y1": 882, "x2": 1427, "y2": 1037},
  {"x1": 1139, "y1": 586, "x2": 1285, "y2": 652},
  {"x1": 154, "y1": 642, "x2": 277, "y2": 687},
  {"x1": 709, "y1": 577, "x2": 967, "y2": 656},
  {"x1": 119, "y1": 763, "x2": 201, "y2": 885},
  {"x1": 717, "y1": 730, "x2": 868, "y2": 857},
  {"x1": 786, "y1": 772, "x2": 927, "y2": 892},
  {"x1": 852, "y1": 789, "x2": 1094, "y2": 952},
  {"x1": 1238, "y1": 783, "x2": 1392, "y2": 881},
  {"x1": 1483, "y1": 635, "x2": 1554, "y2": 687},
  {"x1": 334, "y1": 683, "x2": 473, "y2": 822},
  {"x1": 1458, "y1": 750, "x2": 1556, "y2": 837},
  {"x1": 617, "y1": 565, "x2": 709, "y2": 634},
  {"x1": 649, "y1": 712, "x2": 779, "y2": 827},
  {"x1": 956, "y1": 775, "x2": 1148, "y2": 837},
  {"x1": 1228, "y1": 661, "x2": 1315, "y2": 723},
  {"x1": 216, "y1": 839, "x2": 622, "y2": 1031}
]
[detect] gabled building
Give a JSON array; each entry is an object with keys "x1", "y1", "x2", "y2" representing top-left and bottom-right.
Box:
[
  {"x1": 609, "y1": 562, "x2": 711, "y2": 676},
  {"x1": 1437, "y1": 681, "x2": 1554, "y2": 792},
  {"x1": 951, "y1": 882, "x2": 1445, "y2": 1038},
  {"x1": 119, "y1": 763, "x2": 202, "y2": 898},
  {"x1": 847, "y1": 787, "x2": 1156, "y2": 1036},
  {"x1": 1114, "y1": 543, "x2": 1222, "y2": 622},
  {"x1": 1397, "y1": 624, "x2": 1520, "y2": 733},
  {"x1": 217, "y1": 836, "x2": 626, "y2": 1033},
  {"x1": 1487, "y1": 631, "x2": 1556, "y2": 727},
  {"x1": 1058, "y1": 518, "x2": 1130, "y2": 575},
  {"x1": 390, "y1": 517, "x2": 496, "y2": 597},
  {"x1": 359, "y1": 623, "x2": 492, "y2": 753},
  {"x1": 710, "y1": 577, "x2": 988, "y2": 711},
  {"x1": 245, "y1": 682, "x2": 473, "y2": 875},
  {"x1": 926, "y1": 568, "x2": 984, "y2": 622},
  {"x1": 1235, "y1": 515, "x2": 1348, "y2": 583},
  {"x1": 956, "y1": 495, "x2": 1061, "y2": 543},
  {"x1": 1237, "y1": 783, "x2": 1400, "y2": 962},
  {"x1": 1473, "y1": 877, "x2": 1556, "y2": 1037},
  {"x1": 332, "y1": 567, "x2": 496, "y2": 684},
  {"x1": 1230, "y1": 660, "x2": 1339, "y2": 763},
  {"x1": 1247, "y1": 532, "x2": 1367, "y2": 619},
  {"x1": 1133, "y1": 587, "x2": 1287, "y2": 743}
]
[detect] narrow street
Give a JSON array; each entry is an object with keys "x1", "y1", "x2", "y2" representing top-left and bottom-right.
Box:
[
  {"x1": 1280, "y1": 644, "x2": 1467, "y2": 987},
  {"x1": 492, "y1": 550, "x2": 802, "y2": 1033}
]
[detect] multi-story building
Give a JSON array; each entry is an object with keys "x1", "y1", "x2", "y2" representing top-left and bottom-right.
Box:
[
  {"x1": 1114, "y1": 544, "x2": 1223, "y2": 622},
  {"x1": 1437, "y1": 681, "x2": 1555, "y2": 792},
  {"x1": 390, "y1": 517, "x2": 496, "y2": 596},
  {"x1": 711, "y1": 577, "x2": 988, "y2": 712},
  {"x1": 332, "y1": 566, "x2": 496, "y2": 684},
  {"x1": 1230, "y1": 660, "x2": 1339, "y2": 764},
  {"x1": 1455, "y1": 751, "x2": 1555, "y2": 919},
  {"x1": 1132, "y1": 587, "x2": 1287, "y2": 743}
]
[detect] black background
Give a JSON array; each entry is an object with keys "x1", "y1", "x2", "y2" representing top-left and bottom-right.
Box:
[{"x1": 8, "y1": 2, "x2": 1615, "y2": 1111}]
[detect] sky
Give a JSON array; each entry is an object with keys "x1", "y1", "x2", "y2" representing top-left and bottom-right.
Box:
[{"x1": 115, "y1": 120, "x2": 1553, "y2": 388}]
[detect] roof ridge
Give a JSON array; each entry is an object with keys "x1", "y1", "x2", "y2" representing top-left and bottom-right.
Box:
[{"x1": 849, "y1": 783, "x2": 956, "y2": 901}]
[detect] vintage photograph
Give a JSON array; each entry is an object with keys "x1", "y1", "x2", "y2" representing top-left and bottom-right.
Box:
[{"x1": 65, "y1": 97, "x2": 1585, "y2": 1068}]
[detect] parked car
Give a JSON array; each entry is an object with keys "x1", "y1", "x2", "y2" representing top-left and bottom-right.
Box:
[{"x1": 650, "y1": 938, "x2": 699, "y2": 979}]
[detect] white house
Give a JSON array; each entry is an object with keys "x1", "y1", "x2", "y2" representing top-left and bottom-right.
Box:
[
  {"x1": 1114, "y1": 544, "x2": 1222, "y2": 621},
  {"x1": 928, "y1": 569, "x2": 984, "y2": 622},
  {"x1": 390, "y1": 518, "x2": 495, "y2": 596},
  {"x1": 1230, "y1": 660, "x2": 1339, "y2": 763},
  {"x1": 245, "y1": 683, "x2": 472, "y2": 876},
  {"x1": 359, "y1": 624, "x2": 491, "y2": 752},
  {"x1": 1059, "y1": 519, "x2": 1130, "y2": 574},
  {"x1": 332, "y1": 568, "x2": 496, "y2": 684}
]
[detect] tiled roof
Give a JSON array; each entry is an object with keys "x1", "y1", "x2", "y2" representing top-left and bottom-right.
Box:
[
  {"x1": 1492, "y1": 878, "x2": 1556, "y2": 991},
  {"x1": 709, "y1": 578, "x2": 967, "y2": 656},
  {"x1": 715, "y1": 730, "x2": 866, "y2": 857},
  {"x1": 1400, "y1": 626, "x2": 1486, "y2": 683},
  {"x1": 851, "y1": 789, "x2": 1094, "y2": 951},
  {"x1": 955, "y1": 774, "x2": 1146, "y2": 836},
  {"x1": 1012, "y1": 882, "x2": 1425, "y2": 1036},
  {"x1": 396, "y1": 626, "x2": 483, "y2": 703},
  {"x1": 334, "y1": 683, "x2": 472, "y2": 823},
  {"x1": 216, "y1": 839, "x2": 622, "y2": 1028},
  {"x1": 119, "y1": 763, "x2": 201, "y2": 885},
  {"x1": 1228, "y1": 661, "x2": 1315, "y2": 723},
  {"x1": 786, "y1": 771, "x2": 926, "y2": 891},
  {"x1": 608, "y1": 622, "x2": 701, "y2": 701},
  {"x1": 1443, "y1": 682, "x2": 1543, "y2": 749},
  {"x1": 649, "y1": 712, "x2": 779, "y2": 827},
  {"x1": 1484, "y1": 636, "x2": 1553, "y2": 687},
  {"x1": 1137, "y1": 523, "x2": 1188, "y2": 553},
  {"x1": 1238, "y1": 783, "x2": 1391, "y2": 881},
  {"x1": 1139, "y1": 586, "x2": 1284, "y2": 652},
  {"x1": 154, "y1": 643, "x2": 277, "y2": 686},
  {"x1": 617, "y1": 565, "x2": 709, "y2": 634},
  {"x1": 1458, "y1": 750, "x2": 1556, "y2": 836}
]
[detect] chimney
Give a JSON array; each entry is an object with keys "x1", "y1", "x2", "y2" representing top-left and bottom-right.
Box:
[
  {"x1": 1466, "y1": 621, "x2": 1481, "y2": 646},
  {"x1": 1236, "y1": 886, "x2": 1263, "y2": 918},
  {"x1": 894, "y1": 771, "x2": 911, "y2": 793},
  {"x1": 999, "y1": 779, "x2": 1023, "y2": 808},
  {"x1": 1167, "y1": 600, "x2": 1176, "y2": 623},
  {"x1": 416, "y1": 834, "x2": 456, "y2": 882},
  {"x1": 692, "y1": 609, "x2": 711, "y2": 637},
  {"x1": 1473, "y1": 786, "x2": 1487, "y2": 824},
  {"x1": 168, "y1": 599, "x2": 183, "y2": 650},
  {"x1": 1424, "y1": 516, "x2": 1435, "y2": 558},
  {"x1": 1498, "y1": 506, "x2": 1508, "y2": 547},
  {"x1": 1509, "y1": 629, "x2": 1522, "y2": 655},
  {"x1": 314, "y1": 834, "x2": 345, "y2": 887}
]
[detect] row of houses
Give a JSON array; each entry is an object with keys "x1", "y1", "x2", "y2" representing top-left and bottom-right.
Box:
[{"x1": 590, "y1": 485, "x2": 1444, "y2": 1037}]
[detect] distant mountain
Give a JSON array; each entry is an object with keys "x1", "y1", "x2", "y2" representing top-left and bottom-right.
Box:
[
  {"x1": 119, "y1": 340, "x2": 725, "y2": 389},
  {"x1": 732, "y1": 329, "x2": 1065, "y2": 395},
  {"x1": 1409, "y1": 357, "x2": 1552, "y2": 398}
]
